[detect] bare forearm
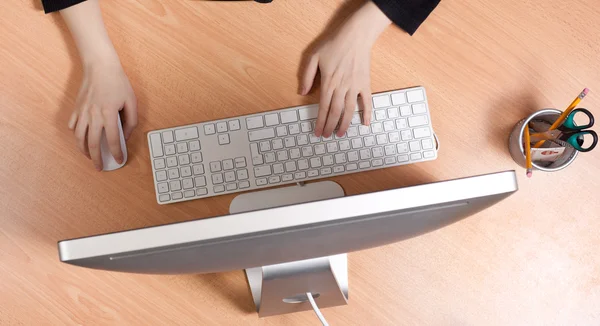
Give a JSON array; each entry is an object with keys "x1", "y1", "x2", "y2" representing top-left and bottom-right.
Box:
[{"x1": 59, "y1": 0, "x2": 120, "y2": 68}]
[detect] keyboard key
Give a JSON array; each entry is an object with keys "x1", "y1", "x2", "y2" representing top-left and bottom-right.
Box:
[
  {"x1": 277, "y1": 150, "x2": 289, "y2": 161},
  {"x1": 216, "y1": 122, "x2": 228, "y2": 133},
  {"x1": 375, "y1": 110, "x2": 387, "y2": 121},
  {"x1": 396, "y1": 119, "x2": 407, "y2": 129},
  {"x1": 182, "y1": 178, "x2": 194, "y2": 189},
  {"x1": 371, "y1": 123, "x2": 383, "y2": 133},
  {"x1": 359, "y1": 149, "x2": 371, "y2": 160},
  {"x1": 193, "y1": 164, "x2": 205, "y2": 175},
  {"x1": 409, "y1": 141, "x2": 421, "y2": 152},
  {"x1": 150, "y1": 134, "x2": 164, "y2": 157},
  {"x1": 194, "y1": 176, "x2": 206, "y2": 187},
  {"x1": 162, "y1": 131, "x2": 174, "y2": 143},
  {"x1": 412, "y1": 103, "x2": 427, "y2": 114},
  {"x1": 226, "y1": 183, "x2": 237, "y2": 191},
  {"x1": 229, "y1": 120, "x2": 241, "y2": 131},
  {"x1": 214, "y1": 185, "x2": 225, "y2": 193},
  {"x1": 299, "y1": 107, "x2": 318, "y2": 120},
  {"x1": 224, "y1": 171, "x2": 236, "y2": 183},
  {"x1": 239, "y1": 181, "x2": 251, "y2": 189},
  {"x1": 280, "y1": 110, "x2": 298, "y2": 123},
  {"x1": 256, "y1": 178, "x2": 268, "y2": 186},
  {"x1": 235, "y1": 157, "x2": 247, "y2": 168},
  {"x1": 321, "y1": 167, "x2": 332, "y2": 175},
  {"x1": 168, "y1": 169, "x2": 180, "y2": 179},
  {"x1": 388, "y1": 132, "x2": 400, "y2": 142},
  {"x1": 265, "y1": 113, "x2": 279, "y2": 126},
  {"x1": 170, "y1": 180, "x2": 182, "y2": 191},
  {"x1": 210, "y1": 161, "x2": 222, "y2": 172},
  {"x1": 376, "y1": 134, "x2": 387, "y2": 145},
  {"x1": 298, "y1": 159, "x2": 310, "y2": 170},
  {"x1": 157, "y1": 182, "x2": 169, "y2": 193},
  {"x1": 272, "y1": 139, "x2": 284, "y2": 150},
  {"x1": 189, "y1": 140, "x2": 201, "y2": 152},
  {"x1": 314, "y1": 144, "x2": 326, "y2": 155},
  {"x1": 326, "y1": 142, "x2": 338, "y2": 153},
  {"x1": 165, "y1": 144, "x2": 176, "y2": 156},
  {"x1": 407, "y1": 89, "x2": 424, "y2": 103},
  {"x1": 397, "y1": 143, "x2": 408, "y2": 153},
  {"x1": 246, "y1": 116, "x2": 264, "y2": 129},
  {"x1": 351, "y1": 112, "x2": 362, "y2": 125},
  {"x1": 398, "y1": 155, "x2": 409, "y2": 162},
  {"x1": 156, "y1": 170, "x2": 167, "y2": 181},
  {"x1": 339, "y1": 140, "x2": 351, "y2": 151},
  {"x1": 346, "y1": 163, "x2": 358, "y2": 171},
  {"x1": 250, "y1": 143, "x2": 264, "y2": 165},
  {"x1": 347, "y1": 126, "x2": 358, "y2": 137},
  {"x1": 284, "y1": 137, "x2": 296, "y2": 148},
  {"x1": 177, "y1": 143, "x2": 188, "y2": 153},
  {"x1": 282, "y1": 174, "x2": 294, "y2": 182},
  {"x1": 410, "y1": 153, "x2": 422, "y2": 160},
  {"x1": 364, "y1": 136, "x2": 375, "y2": 147},
  {"x1": 384, "y1": 145, "x2": 396, "y2": 156},
  {"x1": 322, "y1": 155, "x2": 334, "y2": 166},
  {"x1": 310, "y1": 157, "x2": 322, "y2": 168},
  {"x1": 359, "y1": 125, "x2": 370, "y2": 135},
  {"x1": 422, "y1": 138, "x2": 434, "y2": 150},
  {"x1": 180, "y1": 166, "x2": 192, "y2": 177},
  {"x1": 387, "y1": 107, "x2": 400, "y2": 119},
  {"x1": 294, "y1": 172, "x2": 307, "y2": 179},
  {"x1": 184, "y1": 190, "x2": 196, "y2": 198},
  {"x1": 237, "y1": 169, "x2": 249, "y2": 180},
  {"x1": 309, "y1": 134, "x2": 321, "y2": 144},
  {"x1": 191, "y1": 152, "x2": 203, "y2": 163},
  {"x1": 276, "y1": 126, "x2": 288, "y2": 137},
  {"x1": 385, "y1": 157, "x2": 396, "y2": 165},
  {"x1": 372, "y1": 147, "x2": 384, "y2": 158},
  {"x1": 333, "y1": 166, "x2": 345, "y2": 173},
  {"x1": 254, "y1": 166, "x2": 272, "y2": 177},
  {"x1": 301, "y1": 122, "x2": 313, "y2": 133},
  {"x1": 352, "y1": 138, "x2": 363, "y2": 149},
  {"x1": 285, "y1": 161, "x2": 297, "y2": 172},
  {"x1": 373, "y1": 95, "x2": 391, "y2": 108},
  {"x1": 347, "y1": 151, "x2": 359, "y2": 162},
  {"x1": 391, "y1": 92, "x2": 406, "y2": 105},
  {"x1": 408, "y1": 115, "x2": 428, "y2": 127},
  {"x1": 259, "y1": 141, "x2": 271, "y2": 152},
  {"x1": 269, "y1": 176, "x2": 281, "y2": 184},
  {"x1": 218, "y1": 134, "x2": 230, "y2": 145},
  {"x1": 249, "y1": 128, "x2": 275, "y2": 142},
  {"x1": 288, "y1": 123, "x2": 300, "y2": 135},
  {"x1": 290, "y1": 148, "x2": 301, "y2": 159},
  {"x1": 166, "y1": 156, "x2": 178, "y2": 167},
  {"x1": 400, "y1": 106, "x2": 411, "y2": 117},
  {"x1": 273, "y1": 163, "x2": 284, "y2": 174},
  {"x1": 371, "y1": 159, "x2": 383, "y2": 167},
  {"x1": 423, "y1": 151, "x2": 436, "y2": 159},
  {"x1": 196, "y1": 188, "x2": 208, "y2": 196},
  {"x1": 301, "y1": 146, "x2": 313, "y2": 157},
  {"x1": 413, "y1": 127, "x2": 431, "y2": 138},
  {"x1": 383, "y1": 121, "x2": 395, "y2": 132},
  {"x1": 172, "y1": 192, "x2": 183, "y2": 200},
  {"x1": 335, "y1": 153, "x2": 347, "y2": 164},
  {"x1": 308, "y1": 170, "x2": 319, "y2": 177},
  {"x1": 204, "y1": 124, "x2": 216, "y2": 135},
  {"x1": 159, "y1": 194, "x2": 171, "y2": 202},
  {"x1": 297, "y1": 134, "x2": 309, "y2": 146},
  {"x1": 154, "y1": 158, "x2": 166, "y2": 169},
  {"x1": 175, "y1": 127, "x2": 199, "y2": 141},
  {"x1": 179, "y1": 154, "x2": 190, "y2": 165},
  {"x1": 401, "y1": 130, "x2": 412, "y2": 141},
  {"x1": 265, "y1": 152, "x2": 276, "y2": 163},
  {"x1": 359, "y1": 161, "x2": 370, "y2": 169},
  {"x1": 212, "y1": 173, "x2": 224, "y2": 184}
]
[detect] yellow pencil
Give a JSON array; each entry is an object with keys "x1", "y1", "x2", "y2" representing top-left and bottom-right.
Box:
[
  {"x1": 533, "y1": 88, "x2": 589, "y2": 148},
  {"x1": 524, "y1": 123, "x2": 533, "y2": 178}
]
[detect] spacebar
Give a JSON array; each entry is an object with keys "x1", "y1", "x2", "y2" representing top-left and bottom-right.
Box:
[{"x1": 248, "y1": 128, "x2": 275, "y2": 141}]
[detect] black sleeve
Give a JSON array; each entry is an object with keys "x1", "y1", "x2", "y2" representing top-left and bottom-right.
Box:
[
  {"x1": 372, "y1": 0, "x2": 440, "y2": 35},
  {"x1": 42, "y1": 0, "x2": 87, "y2": 13}
]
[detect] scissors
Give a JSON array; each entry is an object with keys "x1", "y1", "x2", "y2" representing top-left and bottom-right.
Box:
[{"x1": 529, "y1": 108, "x2": 597, "y2": 152}]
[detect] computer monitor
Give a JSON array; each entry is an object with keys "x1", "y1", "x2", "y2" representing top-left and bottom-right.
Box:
[{"x1": 58, "y1": 171, "x2": 518, "y2": 274}]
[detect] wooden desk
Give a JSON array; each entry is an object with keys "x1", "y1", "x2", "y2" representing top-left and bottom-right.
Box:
[{"x1": 1, "y1": 0, "x2": 599, "y2": 324}]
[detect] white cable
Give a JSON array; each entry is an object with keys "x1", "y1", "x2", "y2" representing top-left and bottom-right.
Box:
[{"x1": 306, "y1": 292, "x2": 329, "y2": 326}]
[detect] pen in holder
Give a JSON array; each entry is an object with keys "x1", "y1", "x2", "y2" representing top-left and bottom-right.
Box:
[{"x1": 509, "y1": 109, "x2": 579, "y2": 172}]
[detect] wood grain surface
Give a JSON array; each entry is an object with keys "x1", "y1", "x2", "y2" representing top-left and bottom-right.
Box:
[{"x1": 1, "y1": 0, "x2": 599, "y2": 324}]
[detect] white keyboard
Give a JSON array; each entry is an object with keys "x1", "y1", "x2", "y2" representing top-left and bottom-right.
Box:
[{"x1": 147, "y1": 86, "x2": 437, "y2": 204}]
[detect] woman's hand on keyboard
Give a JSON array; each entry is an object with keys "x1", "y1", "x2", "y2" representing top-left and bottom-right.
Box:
[
  {"x1": 67, "y1": 60, "x2": 138, "y2": 171},
  {"x1": 300, "y1": 1, "x2": 391, "y2": 138}
]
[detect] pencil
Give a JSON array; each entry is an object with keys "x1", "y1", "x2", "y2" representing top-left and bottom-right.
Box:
[
  {"x1": 524, "y1": 123, "x2": 533, "y2": 178},
  {"x1": 533, "y1": 88, "x2": 589, "y2": 148}
]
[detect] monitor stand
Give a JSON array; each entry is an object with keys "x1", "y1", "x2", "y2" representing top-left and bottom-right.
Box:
[{"x1": 229, "y1": 181, "x2": 349, "y2": 317}]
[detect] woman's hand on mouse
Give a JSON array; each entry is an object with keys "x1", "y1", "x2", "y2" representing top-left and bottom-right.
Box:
[{"x1": 300, "y1": 1, "x2": 391, "y2": 138}]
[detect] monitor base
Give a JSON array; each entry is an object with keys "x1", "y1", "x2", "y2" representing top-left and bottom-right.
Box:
[{"x1": 230, "y1": 181, "x2": 348, "y2": 317}]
